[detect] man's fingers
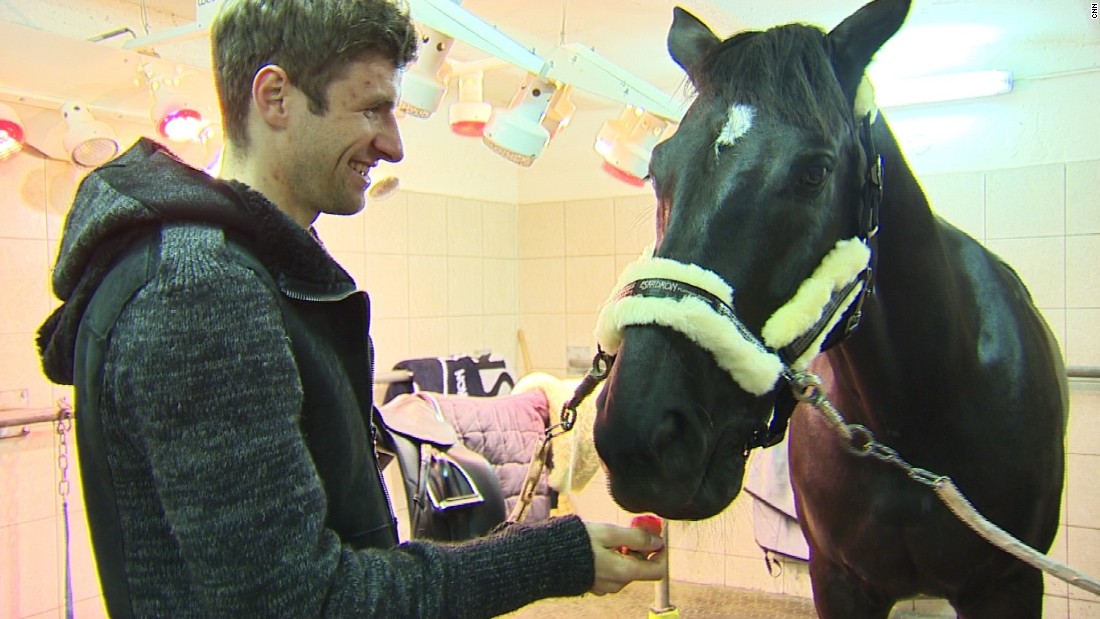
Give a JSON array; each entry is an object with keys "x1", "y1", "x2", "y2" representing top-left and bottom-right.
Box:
[
  {"x1": 589, "y1": 523, "x2": 665, "y2": 553},
  {"x1": 590, "y1": 546, "x2": 668, "y2": 594}
]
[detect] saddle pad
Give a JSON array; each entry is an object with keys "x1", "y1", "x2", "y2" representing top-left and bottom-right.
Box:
[{"x1": 427, "y1": 390, "x2": 553, "y2": 521}]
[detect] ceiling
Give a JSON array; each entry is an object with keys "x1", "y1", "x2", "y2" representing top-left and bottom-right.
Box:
[
  {"x1": 6, "y1": 0, "x2": 1093, "y2": 173},
  {"x1": 120, "y1": 0, "x2": 1100, "y2": 113}
]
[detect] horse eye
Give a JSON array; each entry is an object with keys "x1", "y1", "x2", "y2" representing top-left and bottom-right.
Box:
[{"x1": 799, "y1": 165, "x2": 830, "y2": 187}]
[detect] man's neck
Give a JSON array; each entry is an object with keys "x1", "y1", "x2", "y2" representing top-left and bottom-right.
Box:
[{"x1": 218, "y1": 143, "x2": 314, "y2": 229}]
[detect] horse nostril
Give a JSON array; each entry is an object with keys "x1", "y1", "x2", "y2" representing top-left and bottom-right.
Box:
[{"x1": 648, "y1": 407, "x2": 688, "y2": 458}]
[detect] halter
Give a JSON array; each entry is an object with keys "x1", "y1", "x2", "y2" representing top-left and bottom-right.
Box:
[{"x1": 592, "y1": 110, "x2": 883, "y2": 451}]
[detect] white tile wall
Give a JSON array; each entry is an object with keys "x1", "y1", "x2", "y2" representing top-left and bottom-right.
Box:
[
  {"x1": 362, "y1": 254, "x2": 410, "y2": 319},
  {"x1": 564, "y1": 198, "x2": 615, "y2": 257},
  {"x1": 1066, "y1": 160, "x2": 1100, "y2": 236},
  {"x1": 406, "y1": 193, "x2": 448, "y2": 256},
  {"x1": 986, "y1": 236, "x2": 1066, "y2": 308},
  {"x1": 446, "y1": 256, "x2": 485, "y2": 316},
  {"x1": 445, "y1": 197, "x2": 484, "y2": 257},
  {"x1": 565, "y1": 256, "x2": 617, "y2": 314},
  {"x1": 919, "y1": 171, "x2": 985, "y2": 241},
  {"x1": 365, "y1": 192, "x2": 410, "y2": 255},
  {"x1": 517, "y1": 259, "x2": 566, "y2": 314},
  {"x1": 986, "y1": 164, "x2": 1066, "y2": 239},
  {"x1": 517, "y1": 202, "x2": 565, "y2": 258},
  {"x1": 1067, "y1": 236, "x2": 1100, "y2": 308}
]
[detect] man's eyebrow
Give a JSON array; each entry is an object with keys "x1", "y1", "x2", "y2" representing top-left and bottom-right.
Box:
[{"x1": 359, "y1": 86, "x2": 398, "y2": 106}]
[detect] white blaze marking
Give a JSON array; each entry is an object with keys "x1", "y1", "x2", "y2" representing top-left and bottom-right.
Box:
[{"x1": 716, "y1": 104, "x2": 755, "y2": 151}]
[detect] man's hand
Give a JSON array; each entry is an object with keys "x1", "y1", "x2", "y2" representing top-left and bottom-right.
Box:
[{"x1": 584, "y1": 522, "x2": 667, "y2": 595}]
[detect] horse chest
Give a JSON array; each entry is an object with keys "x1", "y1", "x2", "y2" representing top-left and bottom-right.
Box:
[{"x1": 788, "y1": 396, "x2": 996, "y2": 593}]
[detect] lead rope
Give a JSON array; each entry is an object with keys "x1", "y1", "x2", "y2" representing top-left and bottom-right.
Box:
[
  {"x1": 789, "y1": 371, "x2": 1100, "y2": 596},
  {"x1": 56, "y1": 398, "x2": 75, "y2": 619},
  {"x1": 508, "y1": 350, "x2": 614, "y2": 523}
]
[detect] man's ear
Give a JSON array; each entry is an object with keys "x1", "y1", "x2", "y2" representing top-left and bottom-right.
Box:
[{"x1": 253, "y1": 65, "x2": 291, "y2": 129}]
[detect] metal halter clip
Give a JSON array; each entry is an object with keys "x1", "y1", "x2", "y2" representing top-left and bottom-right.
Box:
[{"x1": 553, "y1": 347, "x2": 616, "y2": 436}]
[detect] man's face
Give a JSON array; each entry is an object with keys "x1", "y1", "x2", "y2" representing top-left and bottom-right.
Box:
[{"x1": 278, "y1": 53, "x2": 404, "y2": 224}]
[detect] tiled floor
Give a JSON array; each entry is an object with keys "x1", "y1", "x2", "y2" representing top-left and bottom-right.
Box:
[
  {"x1": 503, "y1": 580, "x2": 818, "y2": 618},
  {"x1": 502, "y1": 581, "x2": 965, "y2": 618}
]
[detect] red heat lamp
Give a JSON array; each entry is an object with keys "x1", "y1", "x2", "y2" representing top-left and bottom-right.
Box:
[
  {"x1": 0, "y1": 103, "x2": 25, "y2": 161},
  {"x1": 601, "y1": 161, "x2": 646, "y2": 187},
  {"x1": 448, "y1": 72, "x2": 492, "y2": 138},
  {"x1": 594, "y1": 105, "x2": 670, "y2": 188},
  {"x1": 451, "y1": 119, "x2": 487, "y2": 137},
  {"x1": 157, "y1": 107, "x2": 205, "y2": 143}
]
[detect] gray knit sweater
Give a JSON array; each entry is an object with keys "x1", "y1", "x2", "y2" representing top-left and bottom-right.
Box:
[{"x1": 38, "y1": 139, "x2": 595, "y2": 617}]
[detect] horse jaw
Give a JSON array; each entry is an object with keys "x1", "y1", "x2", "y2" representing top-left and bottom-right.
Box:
[{"x1": 592, "y1": 327, "x2": 763, "y2": 520}]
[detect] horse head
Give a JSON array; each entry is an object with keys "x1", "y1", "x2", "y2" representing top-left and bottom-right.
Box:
[{"x1": 593, "y1": 0, "x2": 910, "y2": 520}]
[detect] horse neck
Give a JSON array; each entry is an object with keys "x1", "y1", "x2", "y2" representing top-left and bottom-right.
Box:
[
  {"x1": 828, "y1": 116, "x2": 973, "y2": 423},
  {"x1": 870, "y1": 116, "x2": 940, "y2": 252},
  {"x1": 871, "y1": 117, "x2": 962, "y2": 313}
]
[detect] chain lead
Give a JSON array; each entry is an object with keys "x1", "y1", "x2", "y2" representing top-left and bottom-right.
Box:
[
  {"x1": 551, "y1": 347, "x2": 615, "y2": 436},
  {"x1": 56, "y1": 400, "x2": 73, "y2": 500},
  {"x1": 55, "y1": 398, "x2": 75, "y2": 619},
  {"x1": 512, "y1": 348, "x2": 615, "y2": 521}
]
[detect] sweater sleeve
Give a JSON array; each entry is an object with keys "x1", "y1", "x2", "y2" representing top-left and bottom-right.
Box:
[{"x1": 105, "y1": 225, "x2": 594, "y2": 618}]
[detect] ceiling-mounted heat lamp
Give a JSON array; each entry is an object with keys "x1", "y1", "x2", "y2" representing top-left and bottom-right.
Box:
[
  {"x1": 0, "y1": 102, "x2": 26, "y2": 161},
  {"x1": 540, "y1": 84, "x2": 575, "y2": 141},
  {"x1": 449, "y1": 71, "x2": 492, "y2": 137},
  {"x1": 595, "y1": 105, "x2": 671, "y2": 186},
  {"x1": 482, "y1": 74, "x2": 556, "y2": 167},
  {"x1": 61, "y1": 101, "x2": 120, "y2": 168},
  {"x1": 151, "y1": 81, "x2": 208, "y2": 143},
  {"x1": 399, "y1": 24, "x2": 455, "y2": 118}
]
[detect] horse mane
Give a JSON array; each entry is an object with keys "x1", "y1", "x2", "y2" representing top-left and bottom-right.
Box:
[{"x1": 691, "y1": 24, "x2": 853, "y2": 137}]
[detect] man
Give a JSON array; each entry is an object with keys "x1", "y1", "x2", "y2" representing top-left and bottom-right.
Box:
[{"x1": 37, "y1": 0, "x2": 665, "y2": 616}]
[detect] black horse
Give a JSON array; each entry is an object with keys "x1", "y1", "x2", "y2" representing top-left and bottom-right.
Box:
[{"x1": 591, "y1": 1, "x2": 1068, "y2": 616}]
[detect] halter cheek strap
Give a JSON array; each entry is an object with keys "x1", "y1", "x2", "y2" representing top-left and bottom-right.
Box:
[{"x1": 762, "y1": 238, "x2": 871, "y2": 368}]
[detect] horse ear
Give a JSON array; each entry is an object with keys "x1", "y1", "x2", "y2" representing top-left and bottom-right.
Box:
[
  {"x1": 668, "y1": 6, "x2": 720, "y2": 81},
  {"x1": 827, "y1": 0, "x2": 911, "y2": 102}
]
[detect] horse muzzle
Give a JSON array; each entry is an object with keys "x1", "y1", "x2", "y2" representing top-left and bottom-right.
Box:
[{"x1": 592, "y1": 329, "x2": 757, "y2": 520}]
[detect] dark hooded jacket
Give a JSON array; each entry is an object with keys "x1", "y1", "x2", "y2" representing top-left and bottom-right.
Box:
[{"x1": 37, "y1": 139, "x2": 594, "y2": 618}]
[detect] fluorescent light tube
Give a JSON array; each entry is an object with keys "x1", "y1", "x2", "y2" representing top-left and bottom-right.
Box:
[{"x1": 873, "y1": 70, "x2": 1013, "y2": 108}]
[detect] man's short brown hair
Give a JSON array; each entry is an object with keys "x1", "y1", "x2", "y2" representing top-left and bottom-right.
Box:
[{"x1": 212, "y1": 0, "x2": 418, "y2": 147}]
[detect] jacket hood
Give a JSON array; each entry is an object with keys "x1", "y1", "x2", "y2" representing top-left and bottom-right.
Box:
[{"x1": 38, "y1": 138, "x2": 355, "y2": 384}]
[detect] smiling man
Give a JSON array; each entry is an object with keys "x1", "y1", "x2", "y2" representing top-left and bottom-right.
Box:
[
  {"x1": 36, "y1": 0, "x2": 665, "y2": 617},
  {"x1": 220, "y1": 53, "x2": 404, "y2": 224}
]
